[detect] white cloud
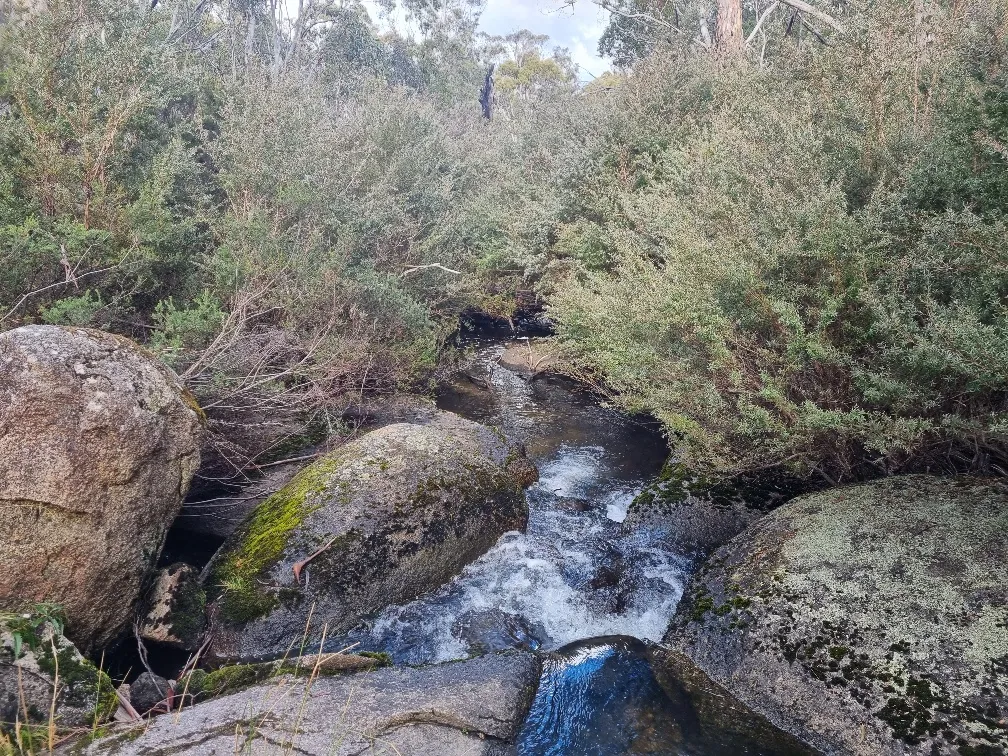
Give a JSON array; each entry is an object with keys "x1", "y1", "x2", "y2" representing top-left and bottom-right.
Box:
[
  {"x1": 362, "y1": 0, "x2": 612, "y2": 81},
  {"x1": 480, "y1": 0, "x2": 611, "y2": 80}
]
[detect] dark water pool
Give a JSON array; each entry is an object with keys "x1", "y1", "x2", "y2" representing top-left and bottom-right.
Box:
[{"x1": 520, "y1": 636, "x2": 816, "y2": 756}]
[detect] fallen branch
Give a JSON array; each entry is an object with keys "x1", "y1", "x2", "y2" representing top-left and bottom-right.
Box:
[
  {"x1": 113, "y1": 685, "x2": 141, "y2": 722},
  {"x1": 292, "y1": 533, "x2": 342, "y2": 584}
]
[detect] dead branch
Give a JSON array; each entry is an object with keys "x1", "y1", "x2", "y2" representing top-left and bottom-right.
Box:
[
  {"x1": 2, "y1": 260, "x2": 127, "y2": 323},
  {"x1": 777, "y1": 0, "x2": 843, "y2": 32},
  {"x1": 401, "y1": 263, "x2": 462, "y2": 277},
  {"x1": 746, "y1": 1, "x2": 780, "y2": 43}
]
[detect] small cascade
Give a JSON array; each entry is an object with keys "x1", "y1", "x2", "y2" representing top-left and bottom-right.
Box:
[{"x1": 336, "y1": 340, "x2": 684, "y2": 665}]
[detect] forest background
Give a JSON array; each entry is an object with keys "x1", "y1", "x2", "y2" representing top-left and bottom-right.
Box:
[{"x1": 1, "y1": 0, "x2": 1006, "y2": 487}]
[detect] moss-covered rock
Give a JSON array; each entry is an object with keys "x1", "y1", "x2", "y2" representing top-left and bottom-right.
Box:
[
  {"x1": 203, "y1": 410, "x2": 536, "y2": 660},
  {"x1": 84, "y1": 651, "x2": 540, "y2": 756},
  {"x1": 663, "y1": 475, "x2": 1008, "y2": 756},
  {"x1": 623, "y1": 462, "x2": 807, "y2": 555},
  {"x1": 178, "y1": 652, "x2": 384, "y2": 704},
  {"x1": 0, "y1": 613, "x2": 116, "y2": 734}
]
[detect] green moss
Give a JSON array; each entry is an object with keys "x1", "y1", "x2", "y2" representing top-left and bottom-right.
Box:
[
  {"x1": 210, "y1": 455, "x2": 348, "y2": 624},
  {"x1": 3, "y1": 723, "x2": 50, "y2": 753},
  {"x1": 180, "y1": 387, "x2": 207, "y2": 425},
  {"x1": 690, "y1": 587, "x2": 716, "y2": 621},
  {"x1": 360, "y1": 651, "x2": 393, "y2": 667},
  {"x1": 34, "y1": 640, "x2": 109, "y2": 713},
  {"x1": 729, "y1": 595, "x2": 752, "y2": 610},
  {"x1": 168, "y1": 582, "x2": 207, "y2": 646},
  {"x1": 185, "y1": 663, "x2": 273, "y2": 698}
]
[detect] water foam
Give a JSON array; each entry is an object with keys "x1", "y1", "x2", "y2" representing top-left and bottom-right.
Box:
[{"x1": 352, "y1": 441, "x2": 685, "y2": 665}]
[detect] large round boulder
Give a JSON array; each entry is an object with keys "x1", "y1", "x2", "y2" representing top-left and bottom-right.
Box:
[
  {"x1": 204, "y1": 411, "x2": 537, "y2": 660},
  {"x1": 664, "y1": 475, "x2": 1008, "y2": 756},
  {"x1": 0, "y1": 326, "x2": 204, "y2": 650}
]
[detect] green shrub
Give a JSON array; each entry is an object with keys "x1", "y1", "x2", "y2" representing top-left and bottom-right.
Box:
[{"x1": 547, "y1": 0, "x2": 1008, "y2": 482}]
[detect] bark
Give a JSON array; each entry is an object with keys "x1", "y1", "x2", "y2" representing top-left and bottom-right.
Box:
[
  {"x1": 715, "y1": 0, "x2": 744, "y2": 56},
  {"x1": 479, "y1": 64, "x2": 495, "y2": 120}
]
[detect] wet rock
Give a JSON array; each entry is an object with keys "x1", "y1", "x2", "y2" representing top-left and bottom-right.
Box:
[
  {"x1": 129, "y1": 672, "x2": 170, "y2": 715},
  {"x1": 85, "y1": 651, "x2": 541, "y2": 756},
  {"x1": 498, "y1": 338, "x2": 560, "y2": 378},
  {"x1": 139, "y1": 564, "x2": 206, "y2": 651},
  {"x1": 0, "y1": 616, "x2": 116, "y2": 730},
  {"x1": 204, "y1": 410, "x2": 537, "y2": 660},
  {"x1": 664, "y1": 475, "x2": 1008, "y2": 756},
  {"x1": 556, "y1": 497, "x2": 592, "y2": 513},
  {"x1": 623, "y1": 464, "x2": 798, "y2": 555},
  {"x1": 649, "y1": 645, "x2": 819, "y2": 755},
  {"x1": 453, "y1": 609, "x2": 549, "y2": 654},
  {"x1": 0, "y1": 326, "x2": 204, "y2": 650}
]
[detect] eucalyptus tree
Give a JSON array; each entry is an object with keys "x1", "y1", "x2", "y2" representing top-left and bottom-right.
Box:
[{"x1": 590, "y1": 0, "x2": 844, "y2": 65}]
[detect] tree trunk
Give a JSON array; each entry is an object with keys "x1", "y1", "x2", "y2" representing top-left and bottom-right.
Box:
[
  {"x1": 715, "y1": 0, "x2": 744, "y2": 56},
  {"x1": 479, "y1": 64, "x2": 495, "y2": 120}
]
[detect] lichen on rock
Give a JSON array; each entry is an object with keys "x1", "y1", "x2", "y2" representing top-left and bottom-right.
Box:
[
  {"x1": 139, "y1": 564, "x2": 206, "y2": 651},
  {"x1": 664, "y1": 475, "x2": 1008, "y2": 756},
  {"x1": 0, "y1": 611, "x2": 117, "y2": 735},
  {"x1": 0, "y1": 326, "x2": 204, "y2": 651}
]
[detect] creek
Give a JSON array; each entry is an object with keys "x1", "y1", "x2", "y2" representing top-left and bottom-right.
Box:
[
  {"x1": 330, "y1": 337, "x2": 817, "y2": 756},
  {"x1": 336, "y1": 337, "x2": 682, "y2": 665},
  {"x1": 141, "y1": 334, "x2": 817, "y2": 755}
]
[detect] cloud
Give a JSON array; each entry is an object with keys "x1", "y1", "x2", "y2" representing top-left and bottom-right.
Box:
[
  {"x1": 362, "y1": 0, "x2": 612, "y2": 81},
  {"x1": 480, "y1": 0, "x2": 610, "y2": 79}
]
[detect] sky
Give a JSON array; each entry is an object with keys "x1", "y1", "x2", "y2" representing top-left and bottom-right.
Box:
[
  {"x1": 362, "y1": 0, "x2": 613, "y2": 81},
  {"x1": 479, "y1": 1, "x2": 612, "y2": 80}
]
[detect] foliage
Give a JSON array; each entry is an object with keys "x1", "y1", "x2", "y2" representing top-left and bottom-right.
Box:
[
  {"x1": 2, "y1": 0, "x2": 1006, "y2": 486},
  {"x1": 1, "y1": 603, "x2": 66, "y2": 661},
  {"x1": 0, "y1": 0, "x2": 572, "y2": 467},
  {"x1": 548, "y1": 0, "x2": 1008, "y2": 482}
]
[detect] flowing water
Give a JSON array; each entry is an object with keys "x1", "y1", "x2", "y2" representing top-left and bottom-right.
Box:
[
  {"x1": 140, "y1": 335, "x2": 817, "y2": 754},
  {"x1": 339, "y1": 339, "x2": 684, "y2": 666},
  {"x1": 320, "y1": 339, "x2": 816, "y2": 754}
]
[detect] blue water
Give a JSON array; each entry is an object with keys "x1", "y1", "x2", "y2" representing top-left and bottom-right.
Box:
[{"x1": 519, "y1": 636, "x2": 818, "y2": 756}]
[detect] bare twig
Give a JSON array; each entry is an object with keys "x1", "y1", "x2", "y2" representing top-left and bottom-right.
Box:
[
  {"x1": 292, "y1": 534, "x2": 341, "y2": 584},
  {"x1": 48, "y1": 634, "x2": 58, "y2": 751},
  {"x1": 400, "y1": 263, "x2": 462, "y2": 277},
  {"x1": 132, "y1": 621, "x2": 166, "y2": 705},
  {"x1": 2, "y1": 261, "x2": 126, "y2": 323}
]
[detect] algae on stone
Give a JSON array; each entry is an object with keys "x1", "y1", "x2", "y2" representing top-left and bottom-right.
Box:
[
  {"x1": 207, "y1": 455, "x2": 349, "y2": 624},
  {"x1": 0, "y1": 612, "x2": 117, "y2": 735}
]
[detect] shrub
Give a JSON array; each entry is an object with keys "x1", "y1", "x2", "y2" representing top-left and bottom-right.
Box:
[{"x1": 547, "y1": 0, "x2": 1008, "y2": 482}]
